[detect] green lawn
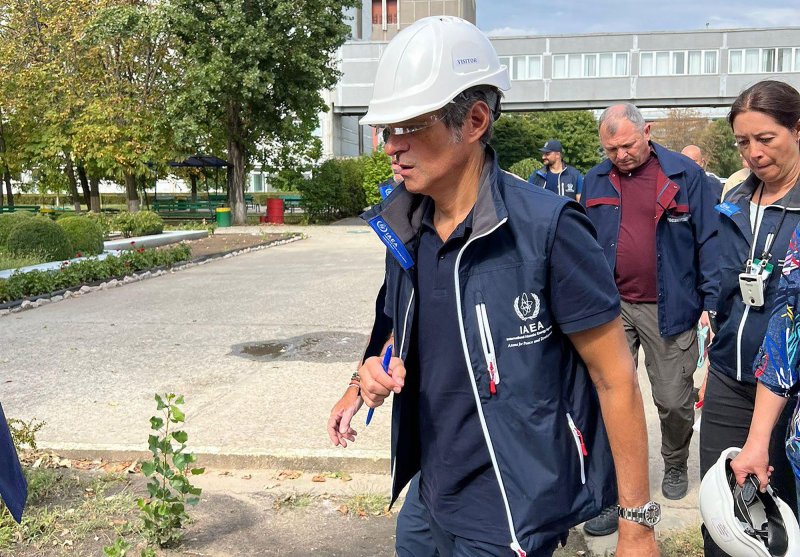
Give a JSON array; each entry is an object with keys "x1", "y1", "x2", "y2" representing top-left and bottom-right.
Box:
[{"x1": 0, "y1": 249, "x2": 46, "y2": 271}]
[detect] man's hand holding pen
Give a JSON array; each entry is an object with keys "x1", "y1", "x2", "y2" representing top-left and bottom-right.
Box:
[{"x1": 359, "y1": 354, "x2": 406, "y2": 409}]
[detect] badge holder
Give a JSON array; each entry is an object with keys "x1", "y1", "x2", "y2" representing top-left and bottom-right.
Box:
[{"x1": 739, "y1": 258, "x2": 773, "y2": 308}]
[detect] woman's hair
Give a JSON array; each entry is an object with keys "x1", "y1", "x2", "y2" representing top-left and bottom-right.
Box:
[{"x1": 728, "y1": 80, "x2": 800, "y2": 131}]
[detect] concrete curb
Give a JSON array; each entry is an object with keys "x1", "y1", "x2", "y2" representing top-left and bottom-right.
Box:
[{"x1": 42, "y1": 446, "x2": 391, "y2": 474}]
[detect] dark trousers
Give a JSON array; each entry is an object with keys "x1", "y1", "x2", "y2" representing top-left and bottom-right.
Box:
[
  {"x1": 699, "y1": 368, "x2": 798, "y2": 556},
  {"x1": 396, "y1": 474, "x2": 438, "y2": 557}
]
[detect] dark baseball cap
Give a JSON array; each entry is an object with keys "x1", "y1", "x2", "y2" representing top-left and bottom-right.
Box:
[{"x1": 538, "y1": 139, "x2": 562, "y2": 153}]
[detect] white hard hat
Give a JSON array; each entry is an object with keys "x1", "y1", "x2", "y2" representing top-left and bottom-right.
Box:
[
  {"x1": 700, "y1": 447, "x2": 800, "y2": 557},
  {"x1": 360, "y1": 16, "x2": 510, "y2": 126}
]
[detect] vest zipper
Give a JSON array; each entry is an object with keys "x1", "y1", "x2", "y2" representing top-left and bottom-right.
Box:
[
  {"x1": 475, "y1": 302, "x2": 500, "y2": 395},
  {"x1": 566, "y1": 412, "x2": 587, "y2": 485},
  {"x1": 453, "y1": 217, "x2": 527, "y2": 556},
  {"x1": 390, "y1": 288, "x2": 415, "y2": 498}
]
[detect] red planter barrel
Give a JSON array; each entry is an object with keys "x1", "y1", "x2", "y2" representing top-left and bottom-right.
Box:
[{"x1": 266, "y1": 198, "x2": 284, "y2": 224}]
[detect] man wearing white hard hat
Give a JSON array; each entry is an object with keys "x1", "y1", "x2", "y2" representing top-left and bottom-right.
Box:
[{"x1": 333, "y1": 16, "x2": 658, "y2": 557}]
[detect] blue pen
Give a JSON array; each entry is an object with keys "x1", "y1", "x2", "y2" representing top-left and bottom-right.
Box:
[{"x1": 366, "y1": 344, "x2": 393, "y2": 426}]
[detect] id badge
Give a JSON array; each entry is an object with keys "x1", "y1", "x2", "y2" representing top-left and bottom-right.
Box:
[{"x1": 739, "y1": 272, "x2": 765, "y2": 307}]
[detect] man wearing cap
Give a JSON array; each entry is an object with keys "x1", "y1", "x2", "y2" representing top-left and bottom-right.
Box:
[
  {"x1": 329, "y1": 16, "x2": 658, "y2": 557},
  {"x1": 581, "y1": 104, "x2": 719, "y2": 537},
  {"x1": 528, "y1": 140, "x2": 584, "y2": 201}
]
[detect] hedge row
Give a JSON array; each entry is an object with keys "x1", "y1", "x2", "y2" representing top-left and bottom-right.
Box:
[
  {"x1": 0, "y1": 243, "x2": 192, "y2": 303},
  {"x1": 0, "y1": 213, "x2": 105, "y2": 261}
]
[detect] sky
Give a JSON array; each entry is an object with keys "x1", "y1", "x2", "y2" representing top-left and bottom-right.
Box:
[{"x1": 476, "y1": 1, "x2": 800, "y2": 36}]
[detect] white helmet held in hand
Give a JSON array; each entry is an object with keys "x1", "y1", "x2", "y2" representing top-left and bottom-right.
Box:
[
  {"x1": 700, "y1": 447, "x2": 800, "y2": 557},
  {"x1": 360, "y1": 16, "x2": 510, "y2": 126}
]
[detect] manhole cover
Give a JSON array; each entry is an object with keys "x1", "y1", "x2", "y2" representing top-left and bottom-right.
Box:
[{"x1": 232, "y1": 332, "x2": 369, "y2": 363}]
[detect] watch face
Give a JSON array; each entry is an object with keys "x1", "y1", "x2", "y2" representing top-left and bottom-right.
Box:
[{"x1": 643, "y1": 501, "x2": 662, "y2": 526}]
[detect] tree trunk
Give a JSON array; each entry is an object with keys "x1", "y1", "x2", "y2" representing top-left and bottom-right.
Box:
[
  {"x1": 0, "y1": 110, "x2": 10, "y2": 209},
  {"x1": 140, "y1": 174, "x2": 149, "y2": 210},
  {"x1": 89, "y1": 176, "x2": 101, "y2": 212},
  {"x1": 190, "y1": 174, "x2": 197, "y2": 202},
  {"x1": 226, "y1": 101, "x2": 247, "y2": 225},
  {"x1": 3, "y1": 171, "x2": 12, "y2": 207},
  {"x1": 124, "y1": 172, "x2": 139, "y2": 212},
  {"x1": 63, "y1": 152, "x2": 82, "y2": 213},
  {"x1": 77, "y1": 162, "x2": 91, "y2": 207}
]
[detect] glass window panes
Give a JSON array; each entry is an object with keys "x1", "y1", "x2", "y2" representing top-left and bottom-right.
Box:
[
  {"x1": 615, "y1": 53, "x2": 628, "y2": 76},
  {"x1": 599, "y1": 53, "x2": 614, "y2": 77},
  {"x1": 553, "y1": 55, "x2": 566, "y2": 78},
  {"x1": 762, "y1": 48, "x2": 775, "y2": 72},
  {"x1": 672, "y1": 51, "x2": 685, "y2": 75},
  {"x1": 688, "y1": 51, "x2": 701, "y2": 74},
  {"x1": 656, "y1": 52, "x2": 670, "y2": 75},
  {"x1": 704, "y1": 51, "x2": 717, "y2": 74},
  {"x1": 514, "y1": 56, "x2": 527, "y2": 80},
  {"x1": 777, "y1": 48, "x2": 791, "y2": 72},
  {"x1": 795, "y1": 48, "x2": 800, "y2": 72},
  {"x1": 730, "y1": 50, "x2": 743, "y2": 73},
  {"x1": 584, "y1": 54, "x2": 597, "y2": 77},
  {"x1": 640, "y1": 52, "x2": 653, "y2": 76},
  {"x1": 745, "y1": 49, "x2": 759, "y2": 72},
  {"x1": 528, "y1": 56, "x2": 542, "y2": 79},
  {"x1": 568, "y1": 54, "x2": 581, "y2": 78}
]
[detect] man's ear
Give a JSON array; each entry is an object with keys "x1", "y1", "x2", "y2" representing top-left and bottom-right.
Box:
[{"x1": 464, "y1": 101, "x2": 491, "y2": 144}]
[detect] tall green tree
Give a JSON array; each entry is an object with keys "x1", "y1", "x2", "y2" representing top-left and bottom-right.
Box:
[
  {"x1": 700, "y1": 118, "x2": 740, "y2": 178},
  {"x1": 78, "y1": 1, "x2": 175, "y2": 212},
  {"x1": 167, "y1": 0, "x2": 359, "y2": 225},
  {"x1": 492, "y1": 111, "x2": 602, "y2": 174}
]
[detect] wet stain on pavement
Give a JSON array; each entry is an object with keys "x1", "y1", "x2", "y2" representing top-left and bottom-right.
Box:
[{"x1": 231, "y1": 331, "x2": 369, "y2": 363}]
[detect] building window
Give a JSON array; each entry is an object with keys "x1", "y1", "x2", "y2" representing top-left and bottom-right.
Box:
[
  {"x1": 552, "y1": 52, "x2": 628, "y2": 78},
  {"x1": 500, "y1": 55, "x2": 543, "y2": 80},
  {"x1": 729, "y1": 47, "x2": 799, "y2": 74},
  {"x1": 640, "y1": 50, "x2": 718, "y2": 76},
  {"x1": 252, "y1": 173, "x2": 263, "y2": 193},
  {"x1": 371, "y1": 0, "x2": 397, "y2": 26}
]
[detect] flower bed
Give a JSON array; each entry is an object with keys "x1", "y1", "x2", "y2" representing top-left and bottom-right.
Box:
[{"x1": 0, "y1": 244, "x2": 192, "y2": 303}]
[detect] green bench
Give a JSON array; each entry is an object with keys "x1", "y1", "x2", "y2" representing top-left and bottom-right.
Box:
[
  {"x1": 0, "y1": 205, "x2": 40, "y2": 214},
  {"x1": 281, "y1": 195, "x2": 301, "y2": 213}
]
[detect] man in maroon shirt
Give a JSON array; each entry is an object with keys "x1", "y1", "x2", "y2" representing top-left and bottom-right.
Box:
[{"x1": 580, "y1": 104, "x2": 718, "y2": 536}]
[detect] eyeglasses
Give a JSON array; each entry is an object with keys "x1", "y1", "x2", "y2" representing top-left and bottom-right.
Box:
[{"x1": 375, "y1": 111, "x2": 446, "y2": 143}]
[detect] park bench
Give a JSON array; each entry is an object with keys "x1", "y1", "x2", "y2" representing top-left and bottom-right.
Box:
[
  {"x1": 0, "y1": 205, "x2": 40, "y2": 214},
  {"x1": 280, "y1": 195, "x2": 302, "y2": 213}
]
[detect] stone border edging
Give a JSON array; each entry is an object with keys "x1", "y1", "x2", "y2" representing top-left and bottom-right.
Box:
[{"x1": 0, "y1": 233, "x2": 304, "y2": 317}]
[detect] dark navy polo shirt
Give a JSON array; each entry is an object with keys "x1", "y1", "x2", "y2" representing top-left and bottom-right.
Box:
[
  {"x1": 414, "y1": 200, "x2": 508, "y2": 544},
  {"x1": 544, "y1": 170, "x2": 559, "y2": 195}
]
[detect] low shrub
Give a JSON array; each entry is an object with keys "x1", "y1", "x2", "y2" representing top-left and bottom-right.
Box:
[
  {"x1": 0, "y1": 212, "x2": 35, "y2": 246},
  {"x1": 7, "y1": 218, "x2": 73, "y2": 261},
  {"x1": 132, "y1": 211, "x2": 164, "y2": 237},
  {"x1": 360, "y1": 150, "x2": 393, "y2": 206},
  {"x1": 56, "y1": 217, "x2": 104, "y2": 256},
  {"x1": 0, "y1": 243, "x2": 192, "y2": 302},
  {"x1": 113, "y1": 211, "x2": 164, "y2": 237},
  {"x1": 83, "y1": 212, "x2": 114, "y2": 239},
  {"x1": 507, "y1": 157, "x2": 542, "y2": 181},
  {"x1": 297, "y1": 158, "x2": 366, "y2": 223}
]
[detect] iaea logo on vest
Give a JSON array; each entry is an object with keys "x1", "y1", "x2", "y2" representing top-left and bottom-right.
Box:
[{"x1": 513, "y1": 292, "x2": 540, "y2": 321}]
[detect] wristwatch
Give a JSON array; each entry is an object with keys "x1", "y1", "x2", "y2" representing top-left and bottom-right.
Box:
[{"x1": 617, "y1": 501, "x2": 661, "y2": 527}]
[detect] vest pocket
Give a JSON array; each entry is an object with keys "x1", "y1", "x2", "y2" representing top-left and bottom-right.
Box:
[
  {"x1": 566, "y1": 412, "x2": 587, "y2": 485},
  {"x1": 475, "y1": 302, "x2": 500, "y2": 395}
]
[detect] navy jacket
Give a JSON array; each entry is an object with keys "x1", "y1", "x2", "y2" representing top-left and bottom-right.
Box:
[
  {"x1": 361, "y1": 149, "x2": 618, "y2": 555},
  {"x1": 581, "y1": 142, "x2": 720, "y2": 336},
  {"x1": 709, "y1": 175, "x2": 800, "y2": 384},
  {"x1": 0, "y1": 403, "x2": 27, "y2": 523},
  {"x1": 528, "y1": 164, "x2": 583, "y2": 200}
]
